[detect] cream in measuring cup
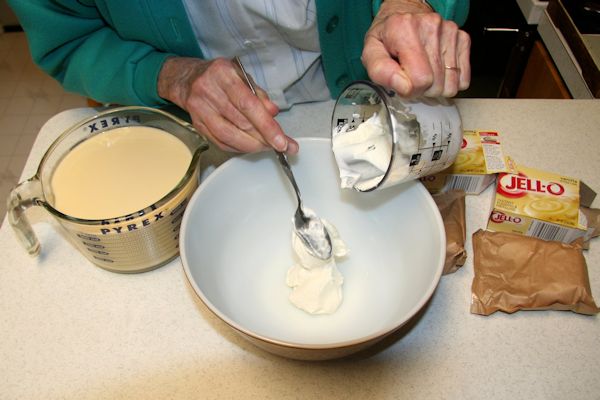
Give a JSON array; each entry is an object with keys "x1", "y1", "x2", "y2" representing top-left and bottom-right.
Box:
[
  {"x1": 51, "y1": 126, "x2": 191, "y2": 220},
  {"x1": 331, "y1": 81, "x2": 462, "y2": 191},
  {"x1": 8, "y1": 107, "x2": 209, "y2": 273}
]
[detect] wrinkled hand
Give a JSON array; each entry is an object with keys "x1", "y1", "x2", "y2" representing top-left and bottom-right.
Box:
[
  {"x1": 362, "y1": 0, "x2": 471, "y2": 98},
  {"x1": 158, "y1": 57, "x2": 298, "y2": 154}
]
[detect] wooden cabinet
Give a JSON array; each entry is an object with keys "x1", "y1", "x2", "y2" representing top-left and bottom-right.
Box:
[{"x1": 516, "y1": 40, "x2": 572, "y2": 98}]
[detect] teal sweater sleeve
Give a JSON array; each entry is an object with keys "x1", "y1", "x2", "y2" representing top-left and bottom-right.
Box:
[
  {"x1": 7, "y1": 0, "x2": 201, "y2": 106},
  {"x1": 316, "y1": 0, "x2": 469, "y2": 98},
  {"x1": 9, "y1": 0, "x2": 468, "y2": 106},
  {"x1": 428, "y1": 0, "x2": 470, "y2": 26}
]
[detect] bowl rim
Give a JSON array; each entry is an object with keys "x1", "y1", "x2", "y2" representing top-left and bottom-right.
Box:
[{"x1": 180, "y1": 137, "x2": 446, "y2": 351}]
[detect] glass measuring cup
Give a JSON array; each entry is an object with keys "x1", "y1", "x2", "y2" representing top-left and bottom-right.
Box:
[
  {"x1": 7, "y1": 106, "x2": 209, "y2": 273},
  {"x1": 331, "y1": 81, "x2": 463, "y2": 191}
]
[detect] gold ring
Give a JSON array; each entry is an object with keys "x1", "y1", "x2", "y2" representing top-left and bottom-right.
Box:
[{"x1": 444, "y1": 65, "x2": 460, "y2": 72}]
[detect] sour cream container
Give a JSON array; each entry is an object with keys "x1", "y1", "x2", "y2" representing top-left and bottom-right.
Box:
[{"x1": 331, "y1": 81, "x2": 463, "y2": 191}]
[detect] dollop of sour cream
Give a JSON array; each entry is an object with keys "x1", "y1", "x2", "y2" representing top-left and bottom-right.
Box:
[
  {"x1": 286, "y1": 209, "x2": 348, "y2": 315},
  {"x1": 332, "y1": 111, "x2": 393, "y2": 191}
]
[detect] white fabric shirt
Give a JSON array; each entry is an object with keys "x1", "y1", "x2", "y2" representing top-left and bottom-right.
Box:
[{"x1": 181, "y1": 0, "x2": 330, "y2": 109}]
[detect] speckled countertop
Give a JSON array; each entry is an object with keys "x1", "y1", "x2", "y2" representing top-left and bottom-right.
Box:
[{"x1": 1, "y1": 99, "x2": 599, "y2": 399}]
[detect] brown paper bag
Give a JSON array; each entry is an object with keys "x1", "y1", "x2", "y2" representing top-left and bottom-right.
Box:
[
  {"x1": 433, "y1": 190, "x2": 467, "y2": 275},
  {"x1": 471, "y1": 229, "x2": 599, "y2": 316},
  {"x1": 580, "y1": 206, "x2": 600, "y2": 249}
]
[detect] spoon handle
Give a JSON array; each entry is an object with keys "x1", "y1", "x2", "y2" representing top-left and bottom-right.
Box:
[
  {"x1": 233, "y1": 56, "x2": 306, "y2": 220},
  {"x1": 234, "y1": 56, "x2": 257, "y2": 96},
  {"x1": 275, "y1": 151, "x2": 306, "y2": 220}
]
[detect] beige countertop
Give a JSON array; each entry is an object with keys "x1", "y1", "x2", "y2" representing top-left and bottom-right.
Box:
[{"x1": 1, "y1": 99, "x2": 599, "y2": 399}]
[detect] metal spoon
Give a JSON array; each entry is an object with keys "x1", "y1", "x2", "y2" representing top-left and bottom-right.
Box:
[{"x1": 233, "y1": 56, "x2": 332, "y2": 260}]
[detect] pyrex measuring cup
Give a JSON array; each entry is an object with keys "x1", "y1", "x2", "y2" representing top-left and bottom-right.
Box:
[
  {"x1": 8, "y1": 106, "x2": 209, "y2": 273},
  {"x1": 331, "y1": 81, "x2": 462, "y2": 191}
]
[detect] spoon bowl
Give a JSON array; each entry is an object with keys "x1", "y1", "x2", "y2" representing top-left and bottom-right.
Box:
[{"x1": 276, "y1": 151, "x2": 332, "y2": 260}]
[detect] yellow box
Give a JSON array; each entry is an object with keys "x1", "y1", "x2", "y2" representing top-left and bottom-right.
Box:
[
  {"x1": 421, "y1": 130, "x2": 514, "y2": 194},
  {"x1": 487, "y1": 165, "x2": 596, "y2": 243}
]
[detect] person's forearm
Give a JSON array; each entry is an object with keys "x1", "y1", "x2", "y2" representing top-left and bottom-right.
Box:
[{"x1": 9, "y1": 0, "x2": 174, "y2": 106}]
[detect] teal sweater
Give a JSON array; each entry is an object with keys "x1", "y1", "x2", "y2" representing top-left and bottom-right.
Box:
[{"x1": 9, "y1": 0, "x2": 468, "y2": 106}]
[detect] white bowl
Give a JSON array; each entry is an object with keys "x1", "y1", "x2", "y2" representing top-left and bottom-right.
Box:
[{"x1": 181, "y1": 138, "x2": 445, "y2": 360}]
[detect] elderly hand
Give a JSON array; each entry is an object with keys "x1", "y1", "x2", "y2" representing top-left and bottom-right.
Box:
[
  {"x1": 362, "y1": 0, "x2": 471, "y2": 98},
  {"x1": 157, "y1": 57, "x2": 298, "y2": 154}
]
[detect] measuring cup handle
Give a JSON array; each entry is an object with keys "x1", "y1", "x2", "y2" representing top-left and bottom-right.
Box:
[{"x1": 7, "y1": 177, "x2": 43, "y2": 256}]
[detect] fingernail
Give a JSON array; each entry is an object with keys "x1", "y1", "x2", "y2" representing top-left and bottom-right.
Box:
[
  {"x1": 287, "y1": 141, "x2": 299, "y2": 155},
  {"x1": 269, "y1": 101, "x2": 280, "y2": 114},
  {"x1": 273, "y1": 135, "x2": 287, "y2": 151}
]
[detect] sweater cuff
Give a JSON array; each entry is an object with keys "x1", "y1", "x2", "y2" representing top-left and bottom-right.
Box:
[
  {"x1": 372, "y1": 0, "x2": 384, "y2": 16},
  {"x1": 427, "y1": 0, "x2": 470, "y2": 26},
  {"x1": 372, "y1": 0, "x2": 434, "y2": 16},
  {"x1": 132, "y1": 51, "x2": 176, "y2": 106}
]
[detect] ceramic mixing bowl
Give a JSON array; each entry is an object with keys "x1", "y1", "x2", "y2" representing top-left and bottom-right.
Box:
[{"x1": 180, "y1": 138, "x2": 445, "y2": 360}]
